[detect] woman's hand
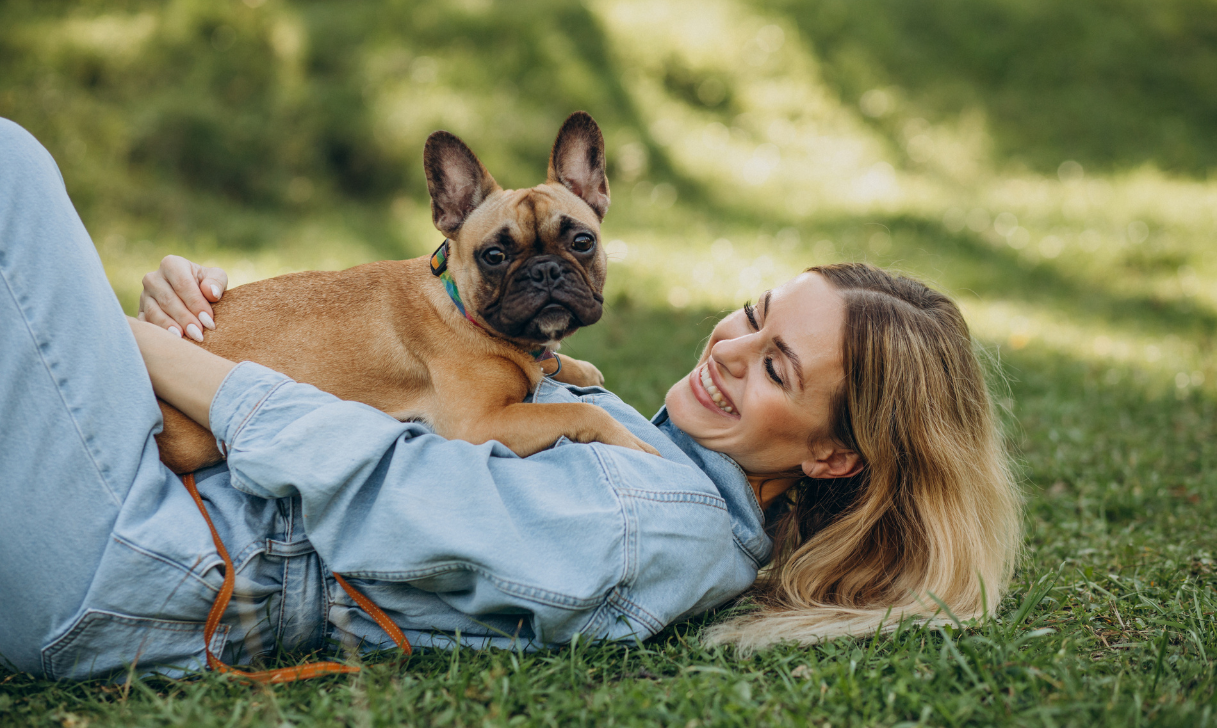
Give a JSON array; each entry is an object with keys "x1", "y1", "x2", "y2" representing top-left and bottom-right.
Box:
[{"x1": 138, "y1": 255, "x2": 229, "y2": 342}]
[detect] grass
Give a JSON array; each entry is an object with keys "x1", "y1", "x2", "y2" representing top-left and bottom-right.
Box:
[{"x1": 2, "y1": 0, "x2": 1217, "y2": 725}]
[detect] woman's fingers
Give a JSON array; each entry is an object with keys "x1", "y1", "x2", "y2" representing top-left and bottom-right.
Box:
[
  {"x1": 161, "y1": 256, "x2": 215, "y2": 331},
  {"x1": 142, "y1": 268, "x2": 205, "y2": 341},
  {"x1": 198, "y1": 266, "x2": 229, "y2": 304},
  {"x1": 138, "y1": 297, "x2": 183, "y2": 338},
  {"x1": 138, "y1": 255, "x2": 231, "y2": 341}
]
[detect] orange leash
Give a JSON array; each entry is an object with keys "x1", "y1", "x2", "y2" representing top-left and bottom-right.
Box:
[{"x1": 181, "y1": 474, "x2": 411, "y2": 683}]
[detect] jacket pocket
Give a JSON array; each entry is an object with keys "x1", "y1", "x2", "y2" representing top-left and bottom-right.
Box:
[{"x1": 42, "y1": 609, "x2": 228, "y2": 681}]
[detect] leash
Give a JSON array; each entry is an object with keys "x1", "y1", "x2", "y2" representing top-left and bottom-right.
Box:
[
  {"x1": 181, "y1": 473, "x2": 411, "y2": 683},
  {"x1": 430, "y1": 240, "x2": 558, "y2": 365}
]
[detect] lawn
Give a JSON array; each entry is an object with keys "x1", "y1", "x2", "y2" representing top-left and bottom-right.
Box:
[{"x1": 2, "y1": 0, "x2": 1216, "y2": 725}]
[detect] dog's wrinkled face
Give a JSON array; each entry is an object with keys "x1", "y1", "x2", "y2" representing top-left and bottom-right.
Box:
[
  {"x1": 424, "y1": 112, "x2": 611, "y2": 348},
  {"x1": 456, "y1": 187, "x2": 606, "y2": 345}
]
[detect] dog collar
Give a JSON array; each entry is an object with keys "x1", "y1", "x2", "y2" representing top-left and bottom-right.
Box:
[
  {"x1": 430, "y1": 240, "x2": 482, "y2": 330},
  {"x1": 430, "y1": 240, "x2": 556, "y2": 364}
]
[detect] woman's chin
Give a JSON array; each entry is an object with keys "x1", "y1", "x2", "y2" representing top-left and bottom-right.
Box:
[{"x1": 665, "y1": 374, "x2": 727, "y2": 442}]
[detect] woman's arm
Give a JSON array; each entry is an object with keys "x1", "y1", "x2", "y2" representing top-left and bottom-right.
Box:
[{"x1": 127, "y1": 316, "x2": 235, "y2": 429}]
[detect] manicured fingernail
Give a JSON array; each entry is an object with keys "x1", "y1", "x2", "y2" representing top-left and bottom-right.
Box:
[
  {"x1": 168, "y1": 326, "x2": 182, "y2": 338},
  {"x1": 198, "y1": 311, "x2": 215, "y2": 330},
  {"x1": 186, "y1": 323, "x2": 204, "y2": 342},
  {"x1": 211, "y1": 284, "x2": 222, "y2": 300}
]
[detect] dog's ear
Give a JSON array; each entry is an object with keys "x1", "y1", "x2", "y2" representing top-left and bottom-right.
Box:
[
  {"x1": 424, "y1": 131, "x2": 500, "y2": 236},
  {"x1": 547, "y1": 111, "x2": 610, "y2": 220}
]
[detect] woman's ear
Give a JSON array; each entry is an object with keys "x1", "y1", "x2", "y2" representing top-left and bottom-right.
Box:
[{"x1": 802, "y1": 447, "x2": 863, "y2": 479}]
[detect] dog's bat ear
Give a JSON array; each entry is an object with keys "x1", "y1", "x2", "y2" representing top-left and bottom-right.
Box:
[
  {"x1": 424, "y1": 131, "x2": 501, "y2": 236},
  {"x1": 547, "y1": 111, "x2": 609, "y2": 220}
]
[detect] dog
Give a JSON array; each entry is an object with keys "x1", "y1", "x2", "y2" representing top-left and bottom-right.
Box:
[{"x1": 155, "y1": 111, "x2": 660, "y2": 474}]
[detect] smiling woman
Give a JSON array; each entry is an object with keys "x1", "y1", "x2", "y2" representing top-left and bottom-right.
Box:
[
  {"x1": 701, "y1": 264, "x2": 1023, "y2": 651},
  {"x1": 666, "y1": 271, "x2": 858, "y2": 489}
]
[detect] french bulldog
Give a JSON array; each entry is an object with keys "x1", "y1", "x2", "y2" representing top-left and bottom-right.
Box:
[{"x1": 155, "y1": 111, "x2": 659, "y2": 474}]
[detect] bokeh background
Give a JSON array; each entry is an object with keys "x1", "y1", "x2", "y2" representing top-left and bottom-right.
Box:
[{"x1": 1, "y1": 0, "x2": 1213, "y2": 419}]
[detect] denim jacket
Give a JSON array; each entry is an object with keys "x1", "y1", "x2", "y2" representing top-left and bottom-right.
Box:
[{"x1": 44, "y1": 362, "x2": 771, "y2": 678}]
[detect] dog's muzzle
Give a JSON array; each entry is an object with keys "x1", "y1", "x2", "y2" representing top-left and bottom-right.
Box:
[{"x1": 483, "y1": 255, "x2": 603, "y2": 342}]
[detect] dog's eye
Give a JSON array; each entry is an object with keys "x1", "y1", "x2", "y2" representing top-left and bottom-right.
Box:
[
  {"x1": 571, "y1": 233, "x2": 596, "y2": 253},
  {"x1": 481, "y1": 248, "x2": 506, "y2": 265}
]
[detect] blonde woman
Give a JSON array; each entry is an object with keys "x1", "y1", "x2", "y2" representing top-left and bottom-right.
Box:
[{"x1": 0, "y1": 118, "x2": 1020, "y2": 679}]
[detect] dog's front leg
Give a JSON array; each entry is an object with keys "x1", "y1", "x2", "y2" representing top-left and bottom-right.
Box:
[
  {"x1": 427, "y1": 358, "x2": 659, "y2": 457},
  {"x1": 544, "y1": 354, "x2": 604, "y2": 388},
  {"x1": 445, "y1": 401, "x2": 661, "y2": 458}
]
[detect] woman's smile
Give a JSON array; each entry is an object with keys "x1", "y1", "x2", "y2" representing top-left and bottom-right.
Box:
[
  {"x1": 690, "y1": 363, "x2": 740, "y2": 417},
  {"x1": 664, "y1": 271, "x2": 849, "y2": 477}
]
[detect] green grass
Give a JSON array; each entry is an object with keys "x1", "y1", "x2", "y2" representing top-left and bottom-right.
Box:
[{"x1": 3, "y1": 0, "x2": 1217, "y2": 725}]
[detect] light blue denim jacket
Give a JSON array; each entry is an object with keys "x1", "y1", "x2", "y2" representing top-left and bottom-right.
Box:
[{"x1": 43, "y1": 362, "x2": 770, "y2": 678}]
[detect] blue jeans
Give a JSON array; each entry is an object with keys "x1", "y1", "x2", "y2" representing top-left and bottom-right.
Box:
[{"x1": 0, "y1": 118, "x2": 188, "y2": 672}]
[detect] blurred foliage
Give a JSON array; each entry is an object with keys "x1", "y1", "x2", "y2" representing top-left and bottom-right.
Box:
[
  {"x1": 0, "y1": 0, "x2": 1212, "y2": 429},
  {"x1": 773, "y1": 0, "x2": 1217, "y2": 176}
]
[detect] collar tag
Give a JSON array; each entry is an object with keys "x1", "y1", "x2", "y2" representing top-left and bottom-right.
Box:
[{"x1": 430, "y1": 239, "x2": 450, "y2": 276}]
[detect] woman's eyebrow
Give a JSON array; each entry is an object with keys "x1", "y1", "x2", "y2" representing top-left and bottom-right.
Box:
[
  {"x1": 772, "y1": 336, "x2": 805, "y2": 391},
  {"x1": 763, "y1": 290, "x2": 772, "y2": 317}
]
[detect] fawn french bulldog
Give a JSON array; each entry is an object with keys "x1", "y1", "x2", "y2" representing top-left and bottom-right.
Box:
[{"x1": 155, "y1": 111, "x2": 659, "y2": 474}]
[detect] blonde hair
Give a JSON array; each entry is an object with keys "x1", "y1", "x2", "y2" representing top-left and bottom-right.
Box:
[{"x1": 705, "y1": 263, "x2": 1023, "y2": 652}]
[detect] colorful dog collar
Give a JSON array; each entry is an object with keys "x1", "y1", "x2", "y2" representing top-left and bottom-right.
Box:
[{"x1": 430, "y1": 240, "x2": 555, "y2": 363}]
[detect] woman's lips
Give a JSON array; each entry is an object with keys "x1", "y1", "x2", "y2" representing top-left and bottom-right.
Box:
[{"x1": 689, "y1": 363, "x2": 740, "y2": 418}]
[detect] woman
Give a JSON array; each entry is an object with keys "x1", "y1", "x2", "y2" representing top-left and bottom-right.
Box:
[{"x1": 0, "y1": 118, "x2": 1021, "y2": 680}]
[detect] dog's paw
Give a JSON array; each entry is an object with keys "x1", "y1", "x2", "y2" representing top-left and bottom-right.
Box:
[
  {"x1": 602, "y1": 429, "x2": 662, "y2": 457},
  {"x1": 550, "y1": 355, "x2": 605, "y2": 387}
]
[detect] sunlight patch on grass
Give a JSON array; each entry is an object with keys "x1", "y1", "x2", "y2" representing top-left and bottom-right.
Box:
[{"x1": 961, "y1": 299, "x2": 1213, "y2": 398}]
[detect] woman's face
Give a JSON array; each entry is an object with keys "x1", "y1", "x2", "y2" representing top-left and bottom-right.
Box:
[{"x1": 664, "y1": 272, "x2": 848, "y2": 477}]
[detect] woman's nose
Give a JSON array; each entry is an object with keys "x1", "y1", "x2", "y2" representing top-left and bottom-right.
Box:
[{"x1": 709, "y1": 335, "x2": 752, "y2": 379}]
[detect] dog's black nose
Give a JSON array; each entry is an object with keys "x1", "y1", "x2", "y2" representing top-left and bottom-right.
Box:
[{"x1": 529, "y1": 259, "x2": 564, "y2": 285}]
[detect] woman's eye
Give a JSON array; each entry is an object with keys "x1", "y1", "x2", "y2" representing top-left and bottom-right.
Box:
[
  {"x1": 481, "y1": 248, "x2": 506, "y2": 265},
  {"x1": 571, "y1": 233, "x2": 596, "y2": 252},
  {"x1": 743, "y1": 303, "x2": 759, "y2": 330},
  {"x1": 765, "y1": 357, "x2": 784, "y2": 386}
]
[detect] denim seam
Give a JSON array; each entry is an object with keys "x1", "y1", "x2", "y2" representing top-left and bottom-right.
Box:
[
  {"x1": 112, "y1": 534, "x2": 224, "y2": 593},
  {"x1": 589, "y1": 444, "x2": 635, "y2": 588},
  {"x1": 712, "y1": 449, "x2": 765, "y2": 517},
  {"x1": 606, "y1": 591, "x2": 664, "y2": 635},
  {"x1": 231, "y1": 540, "x2": 268, "y2": 572},
  {"x1": 42, "y1": 608, "x2": 231, "y2": 681},
  {"x1": 0, "y1": 258, "x2": 121, "y2": 506},
  {"x1": 336, "y1": 563, "x2": 605, "y2": 610},
  {"x1": 275, "y1": 499, "x2": 293, "y2": 647},
  {"x1": 705, "y1": 449, "x2": 772, "y2": 565},
  {"x1": 732, "y1": 535, "x2": 762, "y2": 569},
  {"x1": 577, "y1": 599, "x2": 609, "y2": 637},
  {"x1": 41, "y1": 609, "x2": 230, "y2": 679},
  {"x1": 617, "y1": 489, "x2": 729, "y2": 511},
  {"x1": 225, "y1": 376, "x2": 294, "y2": 449},
  {"x1": 320, "y1": 558, "x2": 335, "y2": 650}
]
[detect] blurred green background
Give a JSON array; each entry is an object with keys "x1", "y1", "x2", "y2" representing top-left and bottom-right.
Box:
[{"x1": 1, "y1": 0, "x2": 1213, "y2": 414}]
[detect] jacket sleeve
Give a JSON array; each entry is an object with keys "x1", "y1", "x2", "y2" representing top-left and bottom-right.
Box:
[{"x1": 208, "y1": 361, "x2": 632, "y2": 643}]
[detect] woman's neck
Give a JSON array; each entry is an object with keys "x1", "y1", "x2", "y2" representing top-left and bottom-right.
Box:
[{"x1": 746, "y1": 473, "x2": 799, "y2": 510}]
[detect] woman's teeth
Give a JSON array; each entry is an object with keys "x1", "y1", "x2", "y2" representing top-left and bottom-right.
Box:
[{"x1": 700, "y1": 366, "x2": 734, "y2": 414}]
